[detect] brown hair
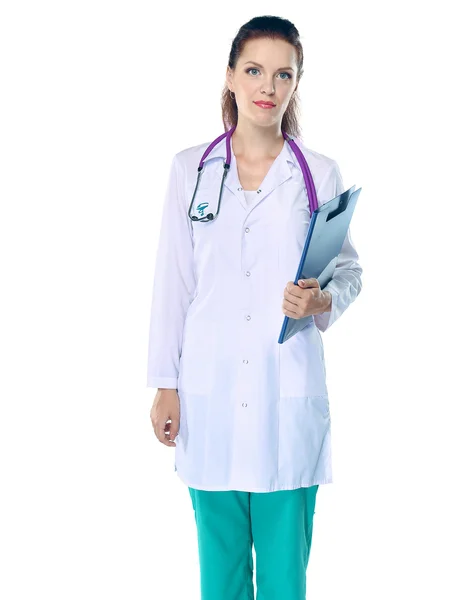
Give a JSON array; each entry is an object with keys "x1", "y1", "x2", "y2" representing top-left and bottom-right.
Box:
[{"x1": 221, "y1": 15, "x2": 304, "y2": 139}]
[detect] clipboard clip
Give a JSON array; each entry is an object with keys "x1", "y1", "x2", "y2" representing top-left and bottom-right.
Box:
[{"x1": 326, "y1": 194, "x2": 350, "y2": 221}]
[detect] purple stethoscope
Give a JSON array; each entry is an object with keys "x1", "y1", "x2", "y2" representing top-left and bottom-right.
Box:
[{"x1": 188, "y1": 124, "x2": 319, "y2": 222}]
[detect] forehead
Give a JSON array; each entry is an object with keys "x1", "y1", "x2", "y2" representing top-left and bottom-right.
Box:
[{"x1": 238, "y1": 37, "x2": 297, "y2": 66}]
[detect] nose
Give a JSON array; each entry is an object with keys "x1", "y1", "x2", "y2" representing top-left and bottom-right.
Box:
[{"x1": 260, "y1": 78, "x2": 275, "y2": 96}]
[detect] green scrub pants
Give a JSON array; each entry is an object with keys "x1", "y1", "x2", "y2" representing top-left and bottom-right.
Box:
[{"x1": 188, "y1": 485, "x2": 319, "y2": 600}]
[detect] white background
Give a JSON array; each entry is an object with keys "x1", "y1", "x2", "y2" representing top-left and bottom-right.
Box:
[{"x1": 1, "y1": 1, "x2": 459, "y2": 598}]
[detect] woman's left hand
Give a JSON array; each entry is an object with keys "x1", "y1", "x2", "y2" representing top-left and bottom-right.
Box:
[{"x1": 282, "y1": 278, "x2": 332, "y2": 319}]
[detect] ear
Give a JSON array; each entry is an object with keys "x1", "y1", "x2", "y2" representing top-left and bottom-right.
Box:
[{"x1": 225, "y1": 66, "x2": 233, "y2": 91}]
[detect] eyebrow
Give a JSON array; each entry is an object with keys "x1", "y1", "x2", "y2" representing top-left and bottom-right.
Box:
[{"x1": 243, "y1": 61, "x2": 294, "y2": 72}]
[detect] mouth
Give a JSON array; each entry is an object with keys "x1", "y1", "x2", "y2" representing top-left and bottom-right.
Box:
[{"x1": 254, "y1": 101, "x2": 276, "y2": 108}]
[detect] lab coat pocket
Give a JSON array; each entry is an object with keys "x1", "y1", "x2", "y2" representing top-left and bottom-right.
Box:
[
  {"x1": 187, "y1": 177, "x2": 224, "y2": 278},
  {"x1": 279, "y1": 321, "x2": 328, "y2": 397},
  {"x1": 278, "y1": 394, "x2": 331, "y2": 477},
  {"x1": 178, "y1": 316, "x2": 216, "y2": 396},
  {"x1": 186, "y1": 171, "x2": 223, "y2": 224}
]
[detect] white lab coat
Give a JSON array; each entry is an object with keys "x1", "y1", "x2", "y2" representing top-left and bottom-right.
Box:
[{"x1": 147, "y1": 133, "x2": 362, "y2": 492}]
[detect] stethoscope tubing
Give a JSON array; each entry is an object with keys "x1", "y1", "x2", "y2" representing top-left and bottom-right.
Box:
[{"x1": 188, "y1": 125, "x2": 318, "y2": 222}]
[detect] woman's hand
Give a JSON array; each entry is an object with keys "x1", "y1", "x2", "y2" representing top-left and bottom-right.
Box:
[
  {"x1": 282, "y1": 278, "x2": 332, "y2": 319},
  {"x1": 150, "y1": 389, "x2": 180, "y2": 447}
]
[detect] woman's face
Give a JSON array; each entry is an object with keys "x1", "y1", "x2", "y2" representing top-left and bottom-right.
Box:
[{"x1": 226, "y1": 37, "x2": 299, "y2": 127}]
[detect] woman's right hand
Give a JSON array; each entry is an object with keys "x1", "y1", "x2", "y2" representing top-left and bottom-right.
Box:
[{"x1": 150, "y1": 389, "x2": 180, "y2": 447}]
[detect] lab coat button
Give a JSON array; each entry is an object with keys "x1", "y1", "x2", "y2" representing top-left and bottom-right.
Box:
[
  {"x1": 237, "y1": 187, "x2": 243, "y2": 191},
  {"x1": 246, "y1": 315, "x2": 251, "y2": 321},
  {"x1": 245, "y1": 271, "x2": 251, "y2": 277},
  {"x1": 245, "y1": 227, "x2": 250, "y2": 233},
  {"x1": 242, "y1": 402, "x2": 247, "y2": 407},
  {"x1": 243, "y1": 359, "x2": 248, "y2": 364}
]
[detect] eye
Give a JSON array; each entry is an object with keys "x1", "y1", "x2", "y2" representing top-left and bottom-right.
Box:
[{"x1": 245, "y1": 68, "x2": 292, "y2": 80}]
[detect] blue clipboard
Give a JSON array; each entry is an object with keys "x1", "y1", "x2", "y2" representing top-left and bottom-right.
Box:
[{"x1": 278, "y1": 184, "x2": 362, "y2": 344}]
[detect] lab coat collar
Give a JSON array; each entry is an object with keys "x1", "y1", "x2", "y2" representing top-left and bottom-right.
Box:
[{"x1": 201, "y1": 131, "x2": 302, "y2": 212}]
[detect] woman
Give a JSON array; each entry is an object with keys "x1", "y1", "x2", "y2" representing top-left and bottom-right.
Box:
[{"x1": 147, "y1": 15, "x2": 363, "y2": 600}]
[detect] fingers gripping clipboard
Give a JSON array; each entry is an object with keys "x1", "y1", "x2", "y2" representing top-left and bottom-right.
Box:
[{"x1": 278, "y1": 185, "x2": 362, "y2": 344}]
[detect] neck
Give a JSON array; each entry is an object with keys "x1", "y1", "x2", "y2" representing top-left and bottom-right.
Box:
[{"x1": 231, "y1": 119, "x2": 285, "y2": 160}]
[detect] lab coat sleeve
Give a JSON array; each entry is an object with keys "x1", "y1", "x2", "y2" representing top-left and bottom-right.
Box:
[
  {"x1": 313, "y1": 161, "x2": 363, "y2": 333},
  {"x1": 146, "y1": 154, "x2": 197, "y2": 389}
]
